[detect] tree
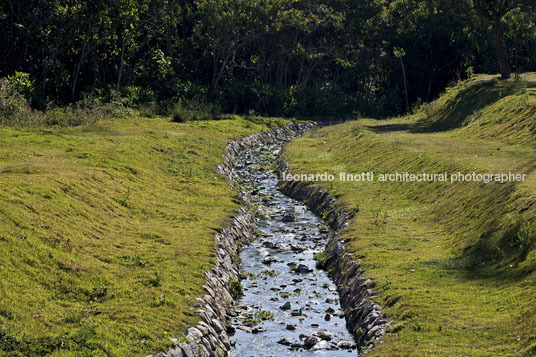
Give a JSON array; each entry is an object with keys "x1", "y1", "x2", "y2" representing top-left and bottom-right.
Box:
[
  {"x1": 194, "y1": 0, "x2": 283, "y2": 98},
  {"x1": 393, "y1": 47, "x2": 409, "y2": 112},
  {"x1": 470, "y1": 0, "x2": 533, "y2": 79}
]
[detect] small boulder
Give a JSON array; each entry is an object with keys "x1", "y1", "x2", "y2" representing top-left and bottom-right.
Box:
[
  {"x1": 314, "y1": 330, "x2": 333, "y2": 341},
  {"x1": 252, "y1": 326, "x2": 266, "y2": 334},
  {"x1": 262, "y1": 256, "x2": 277, "y2": 265},
  {"x1": 262, "y1": 241, "x2": 279, "y2": 249},
  {"x1": 279, "y1": 301, "x2": 291, "y2": 311},
  {"x1": 237, "y1": 325, "x2": 252, "y2": 333},
  {"x1": 303, "y1": 336, "x2": 320, "y2": 349},
  {"x1": 277, "y1": 338, "x2": 291, "y2": 346},
  {"x1": 290, "y1": 309, "x2": 302, "y2": 316},
  {"x1": 282, "y1": 213, "x2": 295, "y2": 222},
  {"x1": 292, "y1": 264, "x2": 312, "y2": 274},
  {"x1": 337, "y1": 340, "x2": 354, "y2": 349},
  {"x1": 290, "y1": 244, "x2": 305, "y2": 253}
]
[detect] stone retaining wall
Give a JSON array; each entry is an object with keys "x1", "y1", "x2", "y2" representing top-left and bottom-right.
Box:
[
  {"x1": 278, "y1": 160, "x2": 389, "y2": 351},
  {"x1": 153, "y1": 122, "x2": 385, "y2": 356},
  {"x1": 151, "y1": 123, "x2": 314, "y2": 357}
]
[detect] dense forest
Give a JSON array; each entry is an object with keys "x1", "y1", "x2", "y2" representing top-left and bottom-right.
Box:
[{"x1": 1, "y1": 0, "x2": 535, "y2": 118}]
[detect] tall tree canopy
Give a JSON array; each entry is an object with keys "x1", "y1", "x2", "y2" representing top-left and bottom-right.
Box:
[
  {"x1": 1, "y1": 0, "x2": 535, "y2": 116},
  {"x1": 470, "y1": 0, "x2": 534, "y2": 79}
]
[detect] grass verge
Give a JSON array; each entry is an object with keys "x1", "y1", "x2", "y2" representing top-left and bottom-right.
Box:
[
  {"x1": 0, "y1": 115, "x2": 289, "y2": 356},
  {"x1": 284, "y1": 74, "x2": 536, "y2": 355}
]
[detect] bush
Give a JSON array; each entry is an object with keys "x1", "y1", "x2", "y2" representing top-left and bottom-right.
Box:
[
  {"x1": 120, "y1": 86, "x2": 156, "y2": 105},
  {"x1": 229, "y1": 280, "x2": 243, "y2": 299},
  {"x1": 216, "y1": 80, "x2": 384, "y2": 118},
  {"x1": 171, "y1": 105, "x2": 187, "y2": 122},
  {"x1": 43, "y1": 94, "x2": 129, "y2": 127},
  {"x1": 517, "y1": 220, "x2": 535, "y2": 254},
  {"x1": 138, "y1": 102, "x2": 159, "y2": 118},
  {"x1": 43, "y1": 106, "x2": 103, "y2": 127},
  {"x1": 170, "y1": 100, "x2": 218, "y2": 123},
  {"x1": 0, "y1": 90, "x2": 126, "y2": 128},
  {"x1": 314, "y1": 251, "x2": 327, "y2": 269},
  {"x1": 0, "y1": 75, "x2": 41, "y2": 126},
  {"x1": 504, "y1": 219, "x2": 536, "y2": 258},
  {"x1": 5, "y1": 72, "x2": 35, "y2": 101}
]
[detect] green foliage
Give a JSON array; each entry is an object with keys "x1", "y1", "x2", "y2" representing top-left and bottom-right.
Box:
[
  {"x1": 5, "y1": 72, "x2": 34, "y2": 101},
  {"x1": 230, "y1": 280, "x2": 243, "y2": 299},
  {"x1": 517, "y1": 221, "x2": 535, "y2": 253},
  {"x1": 314, "y1": 251, "x2": 327, "y2": 269},
  {"x1": 393, "y1": 47, "x2": 406, "y2": 59},
  {"x1": 3, "y1": 0, "x2": 534, "y2": 117},
  {"x1": 0, "y1": 75, "x2": 130, "y2": 127},
  {"x1": 0, "y1": 327, "x2": 108, "y2": 356},
  {"x1": 43, "y1": 107, "x2": 104, "y2": 127},
  {"x1": 0, "y1": 79, "x2": 31, "y2": 125},
  {"x1": 171, "y1": 102, "x2": 215, "y2": 123},
  {"x1": 506, "y1": 219, "x2": 536, "y2": 256},
  {"x1": 171, "y1": 106, "x2": 188, "y2": 123},
  {"x1": 240, "y1": 310, "x2": 275, "y2": 325}
]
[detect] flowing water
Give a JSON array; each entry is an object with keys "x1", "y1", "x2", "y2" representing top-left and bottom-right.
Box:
[{"x1": 230, "y1": 142, "x2": 356, "y2": 356}]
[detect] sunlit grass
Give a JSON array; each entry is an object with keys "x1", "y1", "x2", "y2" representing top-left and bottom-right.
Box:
[
  {"x1": 0, "y1": 115, "x2": 290, "y2": 355},
  {"x1": 285, "y1": 74, "x2": 536, "y2": 355}
]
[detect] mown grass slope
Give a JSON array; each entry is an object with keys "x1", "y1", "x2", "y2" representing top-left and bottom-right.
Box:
[
  {"x1": 0, "y1": 115, "x2": 288, "y2": 356},
  {"x1": 285, "y1": 74, "x2": 536, "y2": 355}
]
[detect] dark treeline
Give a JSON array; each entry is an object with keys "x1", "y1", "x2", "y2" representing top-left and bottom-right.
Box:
[{"x1": 1, "y1": 0, "x2": 535, "y2": 118}]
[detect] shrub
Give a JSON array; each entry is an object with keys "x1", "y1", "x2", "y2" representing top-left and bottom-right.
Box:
[
  {"x1": 43, "y1": 106, "x2": 103, "y2": 127},
  {"x1": 5, "y1": 72, "x2": 35, "y2": 101},
  {"x1": 314, "y1": 251, "x2": 327, "y2": 269},
  {"x1": 120, "y1": 86, "x2": 156, "y2": 105},
  {"x1": 229, "y1": 280, "x2": 243, "y2": 299},
  {"x1": 171, "y1": 105, "x2": 187, "y2": 122},
  {"x1": 0, "y1": 75, "x2": 42, "y2": 126},
  {"x1": 517, "y1": 220, "x2": 535, "y2": 254},
  {"x1": 1, "y1": 75, "x2": 128, "y2": 127},
  {"x1": 138, "y1": 102, "x2": 158, "y2": 118},
  {"x1": 43, "y1": 93, "x2": 128, "y2": 127},
  {"x1": 170, "y1": 100, "x2": 218, "y2": 123},
  {"x1": 504, "y1": 218, "x2": 535, "y2": 258}
]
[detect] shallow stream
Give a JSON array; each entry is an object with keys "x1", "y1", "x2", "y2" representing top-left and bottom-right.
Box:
[{"x1": 229, "y1": 142, "x2": 356, "y2": 356}]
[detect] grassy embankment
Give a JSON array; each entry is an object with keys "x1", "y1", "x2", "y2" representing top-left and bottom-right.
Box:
[
  {"x1": 0, "y1": 114, "x2": 289, "y2": 356},
  {"x1": 285, "y1": 74, "x2": 536, "y2": 356}
]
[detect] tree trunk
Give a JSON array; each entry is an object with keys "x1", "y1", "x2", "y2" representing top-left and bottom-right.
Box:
[
  {"x1": 116, "y1": 36, "x2": 125, "y2": 91},
  {"x1": 208, "y1": 52, "x2": 231, "y2": 99},
  {"x1": 492, "y1": 15, "x2": 511, "y2": 80},
  {"x1": 71, "y1": 59, "x2": 82, "y2": 100},
  {"x1": 70, "y1": 46, "x2": 88, "y2": 100},
  {"x1": 400, "y1": 57, "x2": 409, "y2": 112}
]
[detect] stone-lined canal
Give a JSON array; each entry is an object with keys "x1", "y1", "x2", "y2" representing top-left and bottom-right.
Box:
[{"x1": 229, "y1": 142, "x2": 356, "y2": 356}]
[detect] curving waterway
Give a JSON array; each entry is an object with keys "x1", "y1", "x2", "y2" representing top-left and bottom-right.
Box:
[{"x1": 229, "y1": 141, "x2": 356, "y2": 356}]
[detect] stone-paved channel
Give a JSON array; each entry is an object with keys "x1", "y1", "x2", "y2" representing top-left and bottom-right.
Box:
[{"x1": 229, "y1": 142, "x2": 356, "y2": 356}]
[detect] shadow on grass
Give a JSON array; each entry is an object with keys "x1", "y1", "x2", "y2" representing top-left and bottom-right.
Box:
[
  {"x1": 419, "y1": 225, "x2": 536, "y2": 284},
  {"x1": 413, "y1": 80, "x2": 519, "y2": 133},
  {"x1": 362, "y1": 79, "x2": 532, "y2": 136},
  {"x1": 513, "y1": 160, "x2": 536, "y2": 178},
  {"x1": 364, "y1": 122, "x2": 415, "y2": 134}
]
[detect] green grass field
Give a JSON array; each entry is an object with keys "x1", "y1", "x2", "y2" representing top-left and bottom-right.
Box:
[
  {"x1": 0, "y1": 115, "x2": 288, "y2": 356},
  {"x1": 285, "y1": 74, "x2": 536, "y2": 356}
]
